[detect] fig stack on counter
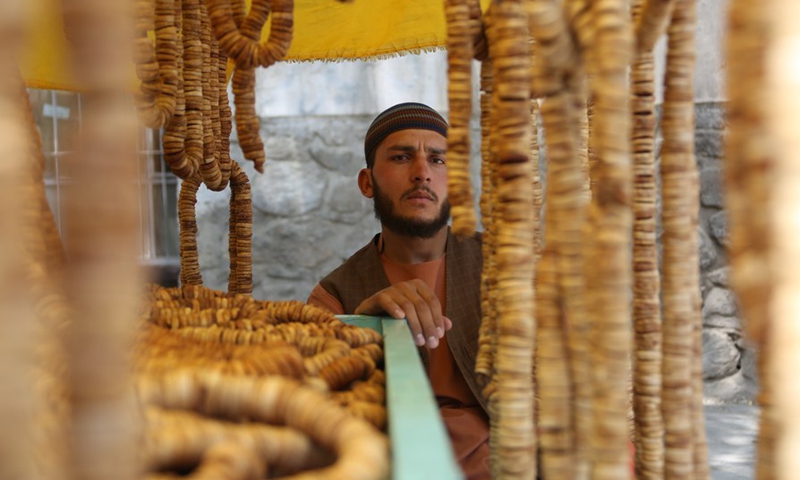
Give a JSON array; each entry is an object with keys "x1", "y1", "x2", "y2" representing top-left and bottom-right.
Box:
[{"x1": 134, "y1": 284, "x2": 390, "y2": 479}]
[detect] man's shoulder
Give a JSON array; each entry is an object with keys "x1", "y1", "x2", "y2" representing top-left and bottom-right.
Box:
[
  {"x1": 318, "y1": 235, "x2": 380, "y2": 294},
  {"x1": 317, "y1": 234, "x2": 390, "y2": 313}
]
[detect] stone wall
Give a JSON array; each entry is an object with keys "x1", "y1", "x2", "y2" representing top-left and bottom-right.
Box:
[
  {"x1": 692, "y1": 102, "x2": 757, "y2": 403},
  {"x1": 195, "y1": 114, "x2": 380, "y2": 302}
]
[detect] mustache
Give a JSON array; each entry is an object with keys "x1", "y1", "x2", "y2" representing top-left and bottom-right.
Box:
[{"x1": 401, "y1": 186, "x2": 438, "y2": 201}]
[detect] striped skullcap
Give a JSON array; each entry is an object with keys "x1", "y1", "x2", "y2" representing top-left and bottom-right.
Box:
[{"x1": 364, "y1": 102, "x2": 448, "y2": 165}]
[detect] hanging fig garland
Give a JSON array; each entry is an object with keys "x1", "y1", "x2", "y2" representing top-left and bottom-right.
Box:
[
  {"x1": 444, "y1": 0, "x2": 478, "y2": 236},
  {"x1": 134, "y1": 0, "x2": 179, "y2": 130},
  {"x1": 485, "y1": 1, "x2": 537, "y2": 478},
  {"x1": 723, "y1": 0, "x2": 776, "y2": 479},
  {"x1": 206, "y1": 0, "x2": 295, "y2": 173},
  {"x1": 660, "y1": 1, "x2": 711, "y2": 478},
  {"x1": 583, "y1": 0, "x2": 635, "y2": 477},
  {"x1": 630, "y1": 0, "x2": 666, "y2": 478}
]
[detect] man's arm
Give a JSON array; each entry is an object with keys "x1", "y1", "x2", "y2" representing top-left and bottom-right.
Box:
[{"x1": 307, "y1": 283, "x2": 346, "y2": 315}]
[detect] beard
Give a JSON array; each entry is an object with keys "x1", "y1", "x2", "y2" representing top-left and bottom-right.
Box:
[{"x1": 372, "y1": 179, "x2": 451, "y2": 239}]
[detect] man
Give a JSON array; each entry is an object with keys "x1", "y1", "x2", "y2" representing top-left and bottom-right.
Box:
[{"x1": 307, "y1": 102, "x2": 490, "y2": 480}]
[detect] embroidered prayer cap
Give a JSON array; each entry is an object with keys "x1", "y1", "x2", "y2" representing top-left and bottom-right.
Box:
[{"x1": 364, "y1": 102, "x2": 448, "y2": 167}]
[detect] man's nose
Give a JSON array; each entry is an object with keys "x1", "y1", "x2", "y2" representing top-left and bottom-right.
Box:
[{"x1": 410, "y1": 155, "x2": 431, "y2": 182}]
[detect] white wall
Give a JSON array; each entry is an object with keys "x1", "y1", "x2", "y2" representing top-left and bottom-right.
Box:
[
  {"x1": 254, "y1": 50, "x2": 450, "y2": 118},
  {"x1": 253, "y1": 0, "x2": 728, "y2": 117}
]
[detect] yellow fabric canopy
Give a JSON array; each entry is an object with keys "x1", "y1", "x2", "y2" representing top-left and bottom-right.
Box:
[{"x1": 22, "y1": 0, "x2": 490, "y2": 91}]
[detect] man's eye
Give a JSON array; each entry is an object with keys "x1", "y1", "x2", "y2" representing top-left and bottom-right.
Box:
[
  {"x1": 431, "y1": 157, "x2": 446, "y2": 164},
  {"x1": 391, "y1": 155, "x2": 409, "y2": 161}
]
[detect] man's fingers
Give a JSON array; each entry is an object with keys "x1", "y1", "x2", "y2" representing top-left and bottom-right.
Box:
[
  {"x1": 354, "y1": 294, "x2": 405, "y2": 318},
  {"x1": 409, "y1": 281, "x2": 445, "y2": 344},
  {"x1": 443, "y1": 316, "x2": 453, "y2": 331},
  {"x1": 404, "y1": 312, "x2": 426, "y2": 347},
  {"x1": 394, "y1": 299, "x2": 430, "y2": 347},
  {"x1": 352, "y1": 281, "x2": 446, "y2": 349},
  {"x1": 397, "y1": 282, "x2": 442, "y2": 348}
]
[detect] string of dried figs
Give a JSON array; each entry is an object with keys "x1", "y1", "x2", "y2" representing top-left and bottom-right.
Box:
[
  {"x1": 10, "y1": 73, "x2": 72, "y2": 480},
  {"x1": 583, "y1": 0, "x2": 635, "y2": 477},
  {"x1": 142, "y1": 284, "x2": 383, "y2": 369},
  {"x1": 318, "y1": 354, "x2": 375, "y2": 391},
  {"x1": 299, "y1": 338, "x2": 353, "y2": 376},
  {"x1": 198, "y1": 4, "x2": 224, "y2": 190},
  {"x1": 563, "y1": 0, "x2": 593, "y2": 64},
  {"x1": 207, "y1": 22, "x2": 229, "y2": 191},
  {"x1": 486, "y1": 1, "x2": 537, "y2": 478},
  {"x1": 660, "y1": 0, "x2": 710, "y2": 478},
  {"x1": 139, "y1": 269, "x2": 388, "y2": 440},
  {"x1": 150, "y1": 322, "x2": 373, "y2": 378},
  {"x1": 182, "y1": 0, "x2": 206, "y2": 186},
  {"x1": 635, "y1": 0, "x2": 677, "y2": 52},
  {"x1": 136, "y1": 329, "x2": 386, "y2": 430},
  {"x1": 761, "y1": 0, "x2": 800, "y2": 472},
  {"x1": 229, "y1": 0, "x2": 269, "y2": 173},
  {"x1": 574, "y1": 77, "x2": 591, "y2": 203},
  {"x1": 445, "y1": 0, "x2": 477, "y2": 236},
  {"x1": 257, "y1": 298, "x2": 340, "y2": 325},
  {"x1": 526, "y1": 0, "x2": 576, "y2": 98},
  {"x1": 171, "y1": 323, "x2": 368, "y2": 376},
  {"x1": 134, "y1": 324, "x2": 306, "y2": 378},
  {"x1": 173, "y1": 167, "x2": 251, "y2": 294},
  {"x1": 723, "y1": 0, "x2": 776, "y2": 477},
  {"x1": 162, "y1": 0, "x2": 195, "y2": 180},
  {"x1": 142, "y1": 407, "x2": 332, "y2": 476},
  {"x1": 134, "y1": 0, "x2": 179, "y2": 129},
  {"x1": 61, "y1": 0, "x2": 145, "y2": 476},
  {"x1": 534, "y1": 92, "x2": 584, "y2": 480},
  {"x1": 14, "y1": 73, "x2": 66, "y2": 275},
  {"x1": 146, "y1": 283, "x2": 235, "y2": 307},
  {"x1": 228, "y1": 162, "x2": 253, "y2": 294},
  {"x1": 475, "y1": 52, "x2": 503, "y2": 477},
  {"x1": 341, "y1": 401, "x2": 387, "y2": 431},
  {"x1": 141, "y1": 372, "x2": 389, "y2": 479},
  {"x1": 476, "y1": 58, "x2": 496, "y2": 386},
  {"x1": 529, "y1": 6, "x2": 587, "y2": 475},
  {"x1": 145, "y1": 441, "x2": 264, "y2": 480},
  {"x1": 216, "y1": 33, "x2": 234, "y2": 187},
  {"x1": 468, "y1": 0, "x2": 488, "y2": 61},
  {"x1": 331, "y1": 370, "x2": 386, "y2": 405},
  {"x1": 145, "y1": 284, "x2": 343, "y2": 328},
  {"x1": 630, "y1": 1, "x2": 665, "y2": 478},
  {"x1": 178, "y1": 174, "x2": 203, "y2": 287},
  {"x1": 205, "y1": 0, "x2": 294, "y2": 69}
]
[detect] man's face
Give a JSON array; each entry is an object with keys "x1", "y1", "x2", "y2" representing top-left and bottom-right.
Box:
[{"x1": 362, "y1": 129, "x2": 450, "y2": 239}]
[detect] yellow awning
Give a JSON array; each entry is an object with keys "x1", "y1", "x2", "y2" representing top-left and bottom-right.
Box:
[{"x1": 22, "y1": 0, "x2": 490, "y2": 91}]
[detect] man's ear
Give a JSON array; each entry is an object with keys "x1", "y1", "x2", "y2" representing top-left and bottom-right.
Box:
[{"x1": 358, "y1": 168, "x2": 374, "y2": 198}]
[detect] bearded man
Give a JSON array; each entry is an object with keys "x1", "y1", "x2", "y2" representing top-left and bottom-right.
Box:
[{"x1": 307, "y1": 102, "x2": 490, "y2": 480}]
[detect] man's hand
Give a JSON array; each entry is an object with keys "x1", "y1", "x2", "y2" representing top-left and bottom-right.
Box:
[{"x1": 354, "y1": 279, "x2": 453, "y2": 349}]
